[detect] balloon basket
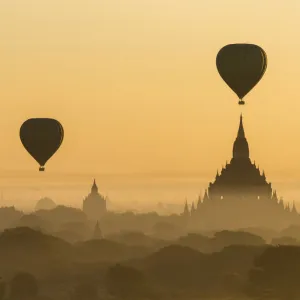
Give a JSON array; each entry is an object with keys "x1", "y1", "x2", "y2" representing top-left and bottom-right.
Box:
[
  {"x1": 238, "y1": 100, "x2": 245, "y2": 105},
  {"x1": 39, "y1": 167, "x2": 45, "y2": 172}
]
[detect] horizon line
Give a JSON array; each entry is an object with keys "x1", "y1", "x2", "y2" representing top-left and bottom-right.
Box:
[{"x1": 0, "y1": 169, "x2": 297, "y2": 182}]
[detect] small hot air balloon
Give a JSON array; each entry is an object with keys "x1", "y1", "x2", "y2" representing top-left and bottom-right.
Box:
[
  {"x1": 216, "y1": 43, "x2": 267, "y2": 105},
  {"x1": 20, "y1": 118, "x2": 64, "y2": 171}
]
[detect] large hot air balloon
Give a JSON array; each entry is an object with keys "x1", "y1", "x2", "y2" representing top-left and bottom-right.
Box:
[
  {"x1": 20, "y1": 118, "x2": 64, "y2": 171},
  {"x1": 216, "y1": 43, "x2": 267, "y2": 105}
]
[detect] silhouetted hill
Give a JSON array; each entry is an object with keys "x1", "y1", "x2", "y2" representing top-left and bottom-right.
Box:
[
  {"x1": 247, "y1": 245, "x2": 300, "y2": 299},
  {"x1": 210, "y1": 245, "x2": 267, "y2": 274},
  {"x1": 59, "y1": 221, "x2": 91, "y2": 241},
  {"x1": 0, "y1": 226, "x2": 292, "y2": 299},
  {"x1": 280, "y1": 225, "x2": 300, "y2": 240},
  {"x1": 52, "y1": 229, "x2": 84, "y2": 244},
  {"x1": 167, "y1": 231, "x2": 266, "y2": 253},
  {"x1": 0, "y1": 227, "x2": 73, "y2": 278},
  {"x1": 175, "y1": 233, "x2": 212, "y2": 252},
  {"x1": 16, "y1": 214, "x2": 53, "y2": 233},
  {"x1": 0, "y1": 207, "x2": 23, "y2": 230},
  {"x1": 35, "y1": 206, "x2": 87, "y2": 230},
  {"x1": 136, "y1": 243, "x2": 268, "y2": 297},
  {"x1": 271, "y1": 236, "x2": 300, "y2": 245},
  {"x1": 107, "y1": 230, "x2": 164, "y2": 249},
  {"x1": 145, "y1": 244, "x2": 207, "y2": 266},
  {"x1": 240, "y1": 227, "x2": 279, "y2": 242},
  {"x1": 142, "y1": 245, "x2": 209, "y2": 292},
  {"x1": 212, "y1": 230, "x2": 266, "y2": 250},
  {"x1": 100, "y1": 212, "x2": 186, "y2": 238},
  {"x1": 73, "y1": 239, "x2": 151, "y2": 263},
  {"x1": 151, "y1": 221, "x2": 184, "y2": 240}
]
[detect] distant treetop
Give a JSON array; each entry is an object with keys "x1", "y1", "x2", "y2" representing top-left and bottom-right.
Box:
[{"x1": 35, "y1": 197, "x2": 56, "y2": 211}]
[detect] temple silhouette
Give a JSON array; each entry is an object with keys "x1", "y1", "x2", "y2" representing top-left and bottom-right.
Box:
[
  {"x1": 82, "y1": 179, "x2": 107, "y2": 221},
  {"x1": 184, "y1": 115, "x2": 299, "y2": 230}
]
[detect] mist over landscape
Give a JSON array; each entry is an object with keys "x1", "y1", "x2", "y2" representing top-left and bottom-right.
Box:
[
  {"x1": 0, "y1": 174, "x2": 299, "y2": 213},
  {"x1": 1, "y1": 0, "x2": 300, "y2": 299}
]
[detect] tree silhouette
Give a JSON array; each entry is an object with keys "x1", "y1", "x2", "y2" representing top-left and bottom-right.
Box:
[
  {"x1": 105, "y1": 264, "x2": 145, "y2": 299},
  {"x1": 71, "y1": 283, "x2": 98, "y2": 300},
  {"x1": 246, "y1": 246, "x2": 300, "y2": 299},
  {"x1": 0, "y1": 278, "x2": 5, "y2": 300},
  {"x1": 10, "y1": 272, "x2": 38, "y2": 299}
]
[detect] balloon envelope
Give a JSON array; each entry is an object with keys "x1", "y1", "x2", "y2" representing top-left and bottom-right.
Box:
[
  {"x1": 216, "y1": 43, "x2": 267, "y2": 103},
  {"x1": 20, "y1": 118, "x2": 64, "y2": 171}
]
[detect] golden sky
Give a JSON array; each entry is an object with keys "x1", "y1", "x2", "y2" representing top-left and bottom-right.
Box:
[{"x1": 0, "y1": 0, "x2": 300, "y2": 183}]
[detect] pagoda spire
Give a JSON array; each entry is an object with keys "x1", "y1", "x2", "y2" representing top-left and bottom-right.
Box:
[
  {"x1": 272, "y1": 190, "x2": 278, "y2": 201},
  {"x1": 279, "y1": 197, "x2": 284, "y2": 208},
  {"x1": 183, "y1": 199, "x2": 190, "y2": 216},
  {"x1": 292, "y1": 201, "x2": 298, "y2": 214},
  {"x1": 197, "y1": 194, "x2": 202, "y2": 209},
  {"x1": 238, "y1": 114, "x2": 245, "y2": 138},
  {"x1": 232, "y1": 115, "x2": 250, "y2": 160},
  {"x1": 285, "y1": 202, "x2": 290, "y2": 212},
  {"x1": 203, "y1": 189, "x2": 209, "y2": 202},
  {"x1": 91, "y1": 179, "x2": 98, "y2": 194},
  {"x1": 191, "y1": 202, "x2": 196, "y2": 215}
]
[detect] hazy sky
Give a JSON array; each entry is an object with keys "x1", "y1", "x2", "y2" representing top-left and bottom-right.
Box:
[{"x1": 0, "y1": 1, "x2": 300, "y2": 190}]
